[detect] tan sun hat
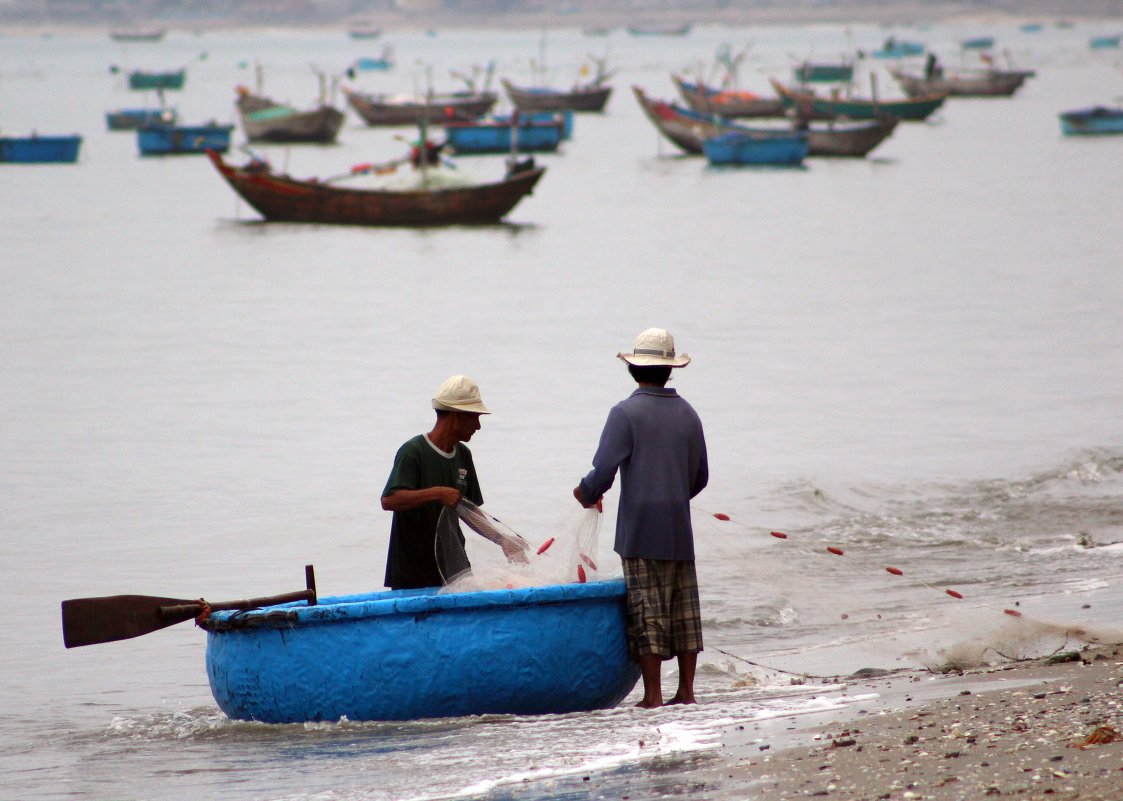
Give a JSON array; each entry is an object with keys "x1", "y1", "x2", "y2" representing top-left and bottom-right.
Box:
[
  {"x1": 618, "y1": 327, "x2": 691, "y2": 368},
  {"x1": 432, "y1": 375, "x2": 491, "y2": 414}
]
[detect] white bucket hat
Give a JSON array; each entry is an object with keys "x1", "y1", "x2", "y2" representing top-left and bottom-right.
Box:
[
  {"x1": 432, "y1": 375, "x2": 491, "y2": 414},
  {"x1": 618, "y1": 328, "x2": 691, "y2": 368}
]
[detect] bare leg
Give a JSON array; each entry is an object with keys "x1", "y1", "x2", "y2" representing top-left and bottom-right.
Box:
[
  {"x1": 635, "y1": 654, "x2": 663, "y2": 708},
  {"x1": 666, "y1": 651, "x2": 698, "y2": 705}
]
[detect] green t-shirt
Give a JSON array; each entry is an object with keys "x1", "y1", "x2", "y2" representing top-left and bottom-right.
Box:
[{"x1": 381, "y1": 434, "x2": 484, "y2": 590}]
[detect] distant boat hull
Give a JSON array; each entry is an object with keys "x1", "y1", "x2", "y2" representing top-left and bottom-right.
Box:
[
  {"x1": 502, "y1": 79, "x2": 612, "y2": 113},
  {"x1": 106, "y1": 108, "x2": 177, "y2": 130},
  {"x1": 0, "y1": 134, "x2": 82, "y2": 163},
  {"x1": 871, "y1": 41, "x2": 925, "y2": 58},
  {"x1": 1058, "y1": 106, "x2": 1123, "y2": 135},
  {"x1": 703, "y1": 131, "x2": 808, "y2": 166},
  {"x1": 891, "y1": 68, "x2": 1034, "y2": 98},
  {"x1": 792, "y1": 62, "x2": 854, "y2": 84},
  {"x1": 343, "y1": 88, "x2": 497, "y2": 126},
  {"x1": 444, "y1": 118, "x2": 564, "y2": 154},
  {"x1": 110, "y1": 29, "x2": 165, "y2": 42},
  {"x1": 1089, "y1": 35, "x2": 1121, "y2": 49},
  {"x1": 138, "y1": 123, "x2": 233, "y2": 156},
  {"x1": 128, "y1": 69, "x2": 186, "y2": 91},
  {"x1": 237, "y1": 92, "x2": 345, "y2": 143},
  {"x1": 772, "y1": 80, "x2": 946, "y2": 121},
  {"x1": 207, "y1": 150, "x2": 546, "y2": 226}
]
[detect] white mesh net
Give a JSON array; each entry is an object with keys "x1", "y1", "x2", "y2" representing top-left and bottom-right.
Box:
[{"x1": 435, "y1": 501, "x2": 606, "y2": 593}]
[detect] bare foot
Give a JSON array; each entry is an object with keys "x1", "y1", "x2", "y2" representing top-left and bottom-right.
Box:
[
  {"x1": 635, "y1": 698, "x2": 663, "y2": 709},
  {"x1": 665, "y1": 694, "x2": 696, "y2": 705}
]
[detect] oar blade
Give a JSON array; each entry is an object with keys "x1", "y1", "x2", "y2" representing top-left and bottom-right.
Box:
[{"x1": 61, "y1": 594, "x2": 198, "y2": 649}]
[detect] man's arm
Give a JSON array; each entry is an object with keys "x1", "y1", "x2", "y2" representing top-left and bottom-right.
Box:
[
  {"x1": 381, "y1": 486, "x2": 460, "y2": 512},
  {"x1": 459, "y1": 504, "x2": 530, "y2": 564}
]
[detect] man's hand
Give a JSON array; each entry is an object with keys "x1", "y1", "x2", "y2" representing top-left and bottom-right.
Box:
[
  {"x1": 573, "y1": 486, "x2": 603, "y2": 512},
  {"x1": 435, "y1": 487, "x2": 461, "y2": 507}
]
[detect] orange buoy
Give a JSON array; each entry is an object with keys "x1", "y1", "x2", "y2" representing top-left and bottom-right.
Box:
[
  {"x1": 945, "y1": 589, "x2": 963, "y2": 599},
  {"x1": 1004, "y1": 608, "x2": 1022, "y2": 617},
  {"x1": 536, "y1": 537, "x2": 555, "y2": 555},
  {"x1": 714, "y1": 513, "x2": 731, "y2": 521},
  {"x1": 885, "y1": 567, "x2": 903, "y2": 576},
  {"x1": 577, "y1": 564, "x2": 587, "y2": 583},
  {"x1": 827, "y1": 547, "x2": 844, "y2": 556},
  {"x1": 770, "y1": 531, "x2": 788, "y2": 539}
]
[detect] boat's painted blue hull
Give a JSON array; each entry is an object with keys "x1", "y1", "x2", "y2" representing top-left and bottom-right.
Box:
[
  {"x1": 1059, "y1": 107, "x2": 1123, "y2": 135},
  {"x1": 445, "y1": 120, "x2": 564, "y2": 154},
  {"x1": 703, "y1": 131, "x2": 808, "y2": 165},
  {"x1": 872, "y1": 42, "x2": 925, "y2": 58},
  {"x1": 0, "y1": 135, "x2": 81, "y2": 163},
  {"x1": 1089, "y1": 35, "x2": 1121, "y2": 49},
  {"x1": 137, "y1": 124, "x2": 233, "y2": 155},
  {"x1": 205, "y1": 579, "x2": 640, "y2": 723}
]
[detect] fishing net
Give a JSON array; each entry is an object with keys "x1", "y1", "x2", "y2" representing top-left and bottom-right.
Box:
[{"x1": 436, "y1": 500, "x2": 606, "y2": 593}]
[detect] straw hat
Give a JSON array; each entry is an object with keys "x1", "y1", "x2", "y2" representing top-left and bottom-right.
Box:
[
  {"x1": 617, "y1": 328, "x2": 691, "y2": 368},
  {"x1": 432, "y1": 375, "x2": 490, "y2": 414}
]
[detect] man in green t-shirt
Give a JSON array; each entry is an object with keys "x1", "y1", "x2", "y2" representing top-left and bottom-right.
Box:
[{"x1": 381, "y1": 375, "x2": 528, "y2": 590}]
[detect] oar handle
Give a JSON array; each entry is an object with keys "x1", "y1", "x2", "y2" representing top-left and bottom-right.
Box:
[{"x1": 159, "y1": 589, "x2": 315, "y2": 619}]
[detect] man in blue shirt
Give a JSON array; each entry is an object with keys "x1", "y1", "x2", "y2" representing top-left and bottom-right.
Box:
[{"x1": 574, "y1": 328, "x2": 709, "y2": 708}]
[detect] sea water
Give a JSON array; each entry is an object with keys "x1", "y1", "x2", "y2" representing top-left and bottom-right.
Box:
[{"x1": 1, "y1": 19, "x2": 1121, "y2": 801}]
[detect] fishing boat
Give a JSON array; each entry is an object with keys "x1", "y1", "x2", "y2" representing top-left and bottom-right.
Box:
[
  {"x1": 633, "y1": 87, "x2": 896, "y2": 159},
  {"x1": 137, "y1": 122, "x2": 233, "y2": 156},
  {"x1": 0, "y1": 134, "x2": 81, "y2": 163},
  {"x1": 109, "y1": 28, "x2": 166, "y2": 42},
  {"x1": 128, "y1": 68, "x2": 186, "y2": 91},
  {"x1": 106, "y1": 107, "x2": 177, "y2": 131},
  {"x1": 702, "y1": 130, "x2": 808, "y2": 167},
  {"x1": 960, "y1": 36, "x2": 996, "y2": 50},
  {"x1": 1089, "y1": 34, "x2": 1121, "y2": 49},
  {"x1": 207, "y1": 148, "x2": 545, "y2": 226},
  {"x1": 792, "y1": 61, "x2": 854, "y2": 84},
  {"x1": 443, "y1": 115, "x2": 565, "y2": 154},
  {"x1": 771, "y1": 79, "x2": 946, "y2": 121},
  {"x1": 347, "y1": 23, "x2": 382, "y2": 40},
  {"x1": 1058, "y1": 106, "x2": 1123, "y2": 136},
  {"x1": 671, "y1": 74, "x2": 786, "y2": 119},
  {"x1": 203, "y1": 580, "x2": 638, "y2": 723},
  {"x1": 343, "y1": 87, "x2": 497, "y2": 126},
  {"x1": 501, "y1": 78, "x2": 612, "y2": 113},
  {"x1": 627, "y1": 22, "x2": 691, "y2": 36},
  {"x1": 235, "y1": 86, "x2": 345, "y2": 144},
  {"x1": 352, "y1": 47, "x2": 394, "y2": 72},
  {"x1": 870, "y1": 37, "x2": 925, "y2": 59},
  {"x1": 889, "y1": 66, "x2": 1034, "y2": 98}
]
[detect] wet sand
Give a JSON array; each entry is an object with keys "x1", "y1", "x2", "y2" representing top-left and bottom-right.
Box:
[{"x1": 727, "y1": 647, "x2": 1123, "y2": 800}]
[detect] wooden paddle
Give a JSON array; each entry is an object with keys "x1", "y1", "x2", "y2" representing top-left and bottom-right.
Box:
[{"x1": 61, "y1": 565, "x2": 317, "y2": 649}]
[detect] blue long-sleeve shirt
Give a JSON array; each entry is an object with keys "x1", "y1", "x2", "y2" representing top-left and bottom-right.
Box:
[{"x1": 579, "y1": 387, "x2": 708, "y2": 561}]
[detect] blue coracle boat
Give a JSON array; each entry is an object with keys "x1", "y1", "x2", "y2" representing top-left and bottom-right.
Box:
[
  {"x1": 871, "y1": 38, "x2": 925, "y2": 58},
  {"x1": 0, "y1": 134, "x2": 82, "y2": 163},
  {"x1": 137, "y1": 122, "x2": 233, "y2": 156},
  {"x1": 1089, "y1": 34, "x2": 1121, "y2": 49},
  {"x1": 204, "y1": 579, "x2": 640, "y2": 723},
  {"x1": 702, "y1": 130, "x2": 809, "y2": 166},
  {"x1": 961, "y1": 36, "x2": 996, "y2": 50},
  {"x1": 1058, "y1": 106, "x2": 1123, "y2": 136},
  {"x1": 444, "y1": 116, "x2": 565, "y2": 154}
]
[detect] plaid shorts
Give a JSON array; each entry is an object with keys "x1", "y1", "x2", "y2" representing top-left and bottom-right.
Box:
[{"x1": 621, "y1": 557, "x2": 703, "y2": 660}]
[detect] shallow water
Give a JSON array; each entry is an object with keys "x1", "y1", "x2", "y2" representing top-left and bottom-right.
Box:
[{"x1": 2, "y1": 19, "x2": 1122, "y2": 801}]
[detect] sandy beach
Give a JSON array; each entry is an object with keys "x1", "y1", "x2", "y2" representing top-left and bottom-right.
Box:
[{"x1": 722, "y1": 648, "x2": 1123, "y2": 800}]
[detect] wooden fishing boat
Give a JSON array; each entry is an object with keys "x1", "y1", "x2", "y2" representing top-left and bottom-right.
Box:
[
  {"x1": 235, "y1": 86, "x2": 345, "y2": 144},
  {"x1": 110, "y1": 28, "x2": 166, "y2": 42},
  {"x1": 128, "y1": 68, "x2": 186, "y2": 91},
  {"x1": 627, "y1": 22, "x2": 691, "y2": 36},
  {"x1": 0, "y1": 134, "x2": 81, "y2": 163},
  {"x1": 634, "y1": 87, "x2": 895, "y2": 158},
  {"x1": 1058, "y1": 106, "x2": 1123, "y2": 136},
  {"x1": 443, "y1": 116, "x2": 565, "y2": 154},
  {"x1": 671, "y1": 74, "x2": 787, "y2": 119},
  {"x1": 343, "y1": 87, "x2": 497, "y2": 126},
  {"x1": 890, "y1": 67, "x2": 1034, "y2": 98},
  {"x1": 203, "y1": 580, "x2": 639, "y2": 723},
  {"x1": 501, "y1": 78, "x2": 612, "y2": 113},
  {"x1": 702, "y1": 130, "x2": 808, "y2": 166},
  {"x1": 207, "y1": 149, "x2": 545, "y2": 226},
  {"x1": 792, "y1": 61, "x2": 854, "y2": 84},
  {"x1": 771, "y1": 79, "x2": 946, "y2": 121},
  {"x1": 106, "y1": 107, "x2": 177, "y2": 130},
  {"x1": 960, "y1": 36, "x2": 996, "y2": 50},
  {"x1": 138, "y1": 122, "x2": 233, "y2": 156}
]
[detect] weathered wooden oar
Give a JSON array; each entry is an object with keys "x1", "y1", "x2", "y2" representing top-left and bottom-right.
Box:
[{"x1": 61, "y1": 565, "x2": 317, "y2": 649}]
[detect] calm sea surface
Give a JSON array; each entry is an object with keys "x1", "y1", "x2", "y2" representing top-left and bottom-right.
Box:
[{"x1": 2, "y1": 19, "x2": 1122, "y2": 801}]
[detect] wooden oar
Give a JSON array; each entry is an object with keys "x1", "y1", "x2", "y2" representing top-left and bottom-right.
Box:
[{"x1": 62, "y1": 565, "x2": 317, "y2": 649}]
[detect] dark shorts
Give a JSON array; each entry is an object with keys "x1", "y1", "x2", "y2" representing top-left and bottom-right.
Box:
[{"x1": 621, "y1": 557, "x2": 703, "y2": 660}]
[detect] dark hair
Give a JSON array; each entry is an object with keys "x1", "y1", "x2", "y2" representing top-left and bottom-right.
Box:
[{"x1": 627, "y1": 364, "x2": 672, "y2": 386}]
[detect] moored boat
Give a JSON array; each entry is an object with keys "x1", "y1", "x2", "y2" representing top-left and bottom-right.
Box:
[
  {"x1": 961, "y1": 36, "x2": 996, "y2": 50},
  {"x1": 443, "y1": 115, "x2": 565, "y2": 154},
  {"x1": 343, "y1": 87, "x2": 497, "y2": 126},
  {"x1": 1058, "y1": 106, "x2": 1123, "y2": 136},
  {"x1": 110, "y1": 28, "x2": 166, "y2": 42},
  {"x1": 235, "y1": 86, "x2": 345, "y2": 144},
  {"x1": 501, "y1": 78, "x2": 612, "y2": 113},
  {"x1": 203, "y1": 580, "x2": 639, "y2": 723},
  {"x1": 1089, "y1": 34, "x2": 1121, "y2": 49},
  {"x1": 792, "y1": 61, "x2": 854, "y2": 84},
  {"x1": 128, "y1": 68, "x2": 186, "y2": 91},
  {"x1": 206, "y1": 149, "x2": 546, "y2": 226},
  {"x1": 771, "y1": 79, "x2": 946, "y2": 121},
  {"x1": 0, "y1": 134, "x2": 82, "y2": 163},
  {"x1": 889, "y1": 66, "x2": 1034, "y2": 98},
  {"x1": 138, "y1": 122, "x2": 233, "y2": 156},
  {"x1": 672, "y1": 74, "x2": 786, "y2": 119},
  {"x1": 106, "y1": 107, "x2": 178, "y2": 130},
  {"x1": 870, "y1": 37, "x2": 925, "y2": 59},
  {"x1": 702, "y1": 130, "x2": 808, "y2": 166}
]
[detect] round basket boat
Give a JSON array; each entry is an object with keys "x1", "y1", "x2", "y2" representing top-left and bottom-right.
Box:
[{"x1": 204, "y1": 579, "x2": 640, "y2": 723}]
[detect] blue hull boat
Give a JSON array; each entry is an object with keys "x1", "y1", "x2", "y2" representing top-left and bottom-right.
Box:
[
  {"x1": 703, "y1": 130, "x2": 809, "y2": 166},
  {"x1": 444, "y1": 117, "x2": 565, "y2": 154},
  {"x1": 0, "y1": 134, "x2": 81, "y2": 163},
  {"x1": 871, "y1": 39, "x2": 925, "y2": 58},
  {"x1": 106, "y1": 107, "x2": 177, "y2": 131},
  {"x1": 137, "y1": 123, "x2": 233, "y2": 156},
  {"x1": 1089, "y1": 35, "x2": 1121, "y2": 50},
  {"x1": 961, "y1": 36, "x2": 996, "y2": 50},
  {"x1": 1058, "y1": 106, "x2": 1123, "y2": 136},
  {"x1": 204, "y1": 579, "x2": 640, "y2": 723}
]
